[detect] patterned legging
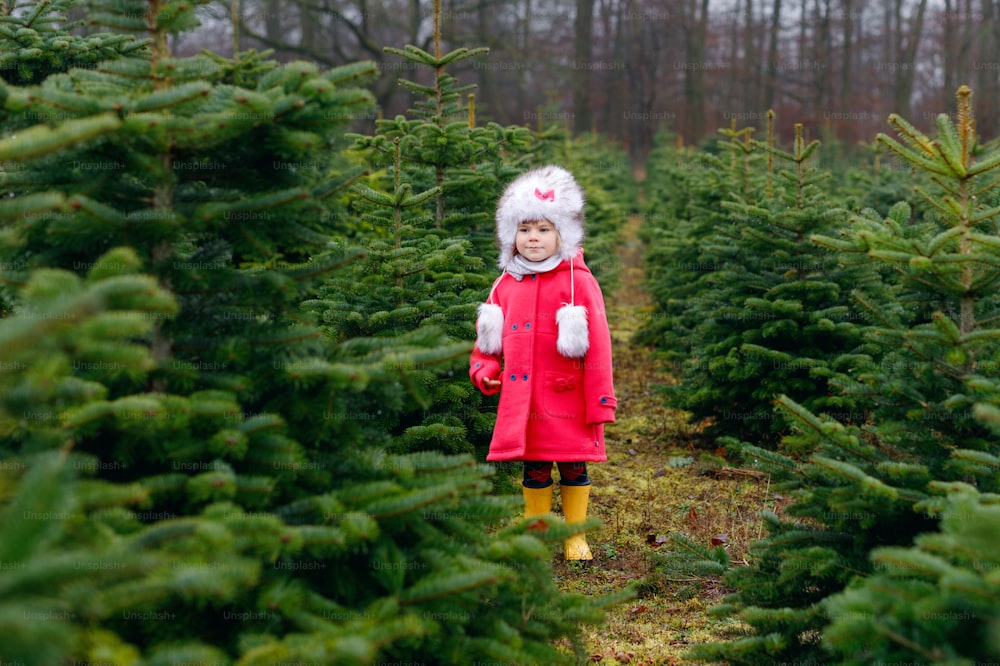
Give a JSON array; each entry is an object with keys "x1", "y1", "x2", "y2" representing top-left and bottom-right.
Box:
[{"x1": 522, "y1": 461, "x2": 590, "y2": 488}]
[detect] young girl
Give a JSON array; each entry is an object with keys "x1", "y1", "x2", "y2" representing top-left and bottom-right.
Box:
[{"x1": 469, "y1": 165, "x2": 617, "y2": 561}]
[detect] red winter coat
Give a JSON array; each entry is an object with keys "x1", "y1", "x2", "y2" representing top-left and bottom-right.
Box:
[{"x1": 470, "y1": 250, "x2": 617, "y2": 462}]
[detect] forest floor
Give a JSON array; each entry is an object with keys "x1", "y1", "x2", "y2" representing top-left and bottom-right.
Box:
[{"x1": 546, "y1": 206, "x2": 780, "y2": 664}]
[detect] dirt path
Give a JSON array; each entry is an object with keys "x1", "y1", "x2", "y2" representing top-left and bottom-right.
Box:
[{"x1": 552, "y1": 212, "x2": 774, "y2": 665}]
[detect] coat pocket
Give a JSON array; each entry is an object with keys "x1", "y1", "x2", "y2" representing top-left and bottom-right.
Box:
[{"x1": 542, "y1": 371, "x2": 583, "y2": 420}]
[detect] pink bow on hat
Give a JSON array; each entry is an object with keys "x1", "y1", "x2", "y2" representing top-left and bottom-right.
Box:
[{"x1": 534, "y1": 188, "x2": 555, "y2": 202}]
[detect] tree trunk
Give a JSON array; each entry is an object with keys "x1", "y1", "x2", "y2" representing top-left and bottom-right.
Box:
[
  {"x1": 605, "y1": 0, "x2": 625, "y2": 150},
  {"x1": 476, "y1": 0, "x2": 499, "y2": 119},
  {"x1": 727, "y1": 0, "x2": 742, "y2": 110},
  {"x1": 624, "y1": 0, "x2": 642, "y2": 152},
  {"x1": 893, "y1": 0, "x2": 927, "y2": 118},
  {"x1": 743, "y1": 0, "x2": 756, "y2": 111},
  {"x1": 975, "y1": 0, "x2": 1000, "y2": 137},
  {"x1": 956, "y1": 0, "x2": 975, "y2": 98},
  {"x1": 763, "y1": 0, "x2": 782, "y2": 111},
  {"x1": 300, "y1": 0, "x2": 316, "y2": 54},
  {"x1": 574, "y1": 0, "x2": 596, "y2": 134},
  {"x1": 840, "y1": 0, "x2": 853, "y2": 107},
  {"x1": 409, "y1": 0, "x2": 422, "y2": 49},
  {"x1": 519, "y1": 0, "x2": 531, "y2": 114},
  {"x1": 882, "y1": 1, "x2": 893, "y2": 90},
  {"x1": 799, "y1": 0, "x2": 808, "y2": 64},
  {"x1": 265, "y1": 0, "x2": 281, "y2": 43},
  {"x1": 682, "y1": 0, "x2": 710, "y2": 141},
  {"x1": 812, "y1": 0, "x2": 832, "y2": 129}
]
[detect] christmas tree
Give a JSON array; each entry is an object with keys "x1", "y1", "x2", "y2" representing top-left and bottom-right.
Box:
[
  {"x1": 644, "y1": 117, "x2": 867, "y2": 446},
  {"x1": 307, "y1": 0, "x2": 538, "y2": 460},
  {"x1": 637, "y1": 130, "x2": 749, "y2": 352},
  {"x1": 0, "y1": 0, "x2": 626, "y2": 662},
  {"x1": 691, "y1": 86, "x2": 1000, "y2": 665},
  {"x1": 310, "y1": 0, "x2": 634, "y2": 465},
  {"x1": 0, "y1": 253, "x2": 198, "y2": 664},
  {"x1": 0, "y1": 0, "x2": 145, "y2": 85}
]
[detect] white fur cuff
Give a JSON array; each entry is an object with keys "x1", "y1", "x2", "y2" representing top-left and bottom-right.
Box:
[
  {"x1": 556, "y1": 305, "x2": 589, "y2": 358},
  {"x1": 476, "y1": 303, "x2": 504, "y2": 355}
]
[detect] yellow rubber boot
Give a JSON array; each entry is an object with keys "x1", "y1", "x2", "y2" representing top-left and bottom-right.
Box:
[
  {"x1": 560, "y1": 484, "x2": 593, "y2": 561},
  {"x1": 523, "y1": 484, "x2": 553, "y2": 518}
]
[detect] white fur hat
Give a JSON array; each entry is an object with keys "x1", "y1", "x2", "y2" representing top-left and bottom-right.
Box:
[{"x1": 495, "y1": 165, "x2": 585, "y2": 269}]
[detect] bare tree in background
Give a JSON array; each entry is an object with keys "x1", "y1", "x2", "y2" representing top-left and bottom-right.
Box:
[
  {"x1": 183, "y1": 0, "x2": 1000, "y2": 160},
  {"x1": 203, "y1": 0, "x2": 436, "y2": 115},
  {"x1": 598, "y1": 0, "x2": 624, "y2": 140},
  {"x1": 840, "y1": 0, "x2": 852, "y2": 107},
  {"x1": 942, "y1": 0, "x2": 966, "y2": 113},
  {"x1": 974, "y1": 0, "x2": 1000, "y2": 137},
  {"x1": 934, "y1": 0, "x2": 1000, "y2": 134},
  {"x1": 678, "y1": 0, "x2": 711, "y2": 142},
  {"x1": 574, "y1": 0, "x2": 596, "y2": 133},
  {"x1": 883, "y1": 0, "x2": 928, "y2": 120},
  {"x1": 810, "y1": 0, "x2": 832, "y2": 132},
  {"x1": 763, "y1": 0, "x2": 782, "y2": 111}
]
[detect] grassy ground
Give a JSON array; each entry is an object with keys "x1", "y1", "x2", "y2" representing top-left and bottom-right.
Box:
[{"x1": 544, "y1": 211, "x2": 779, "y2": 665}]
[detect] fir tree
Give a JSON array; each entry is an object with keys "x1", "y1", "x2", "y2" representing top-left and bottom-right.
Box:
[
  {"x1": 0, "y1": 0, "x2": 145, "y2": 85},
  {"x1": 354, "y1": 0, "x2": 537, "y2": 252},
  {"x1": 691, "y1": 86, "x2": 1000, "y2": 665},
  {"x1": 0, "y1": 256, "x2": 206, "y2": 664},
  {"x1": 836, "y1": 139, "x2": 926, "y2": 217},
  {"x1": 823, "y1": 486, "x2": 1000, "y2": 664},
  {"x1": 0, "y1": 0, "x2": 627, "y2": 661},
  {"x1": 636, "y1": 130, "x2": 749, "y2": 352},
  {"x1": 309, "y1": 1, "x2": 536, "y2": 459},
  {"x1": 656, "y1": 118, "x2": 867, "y2": 445}
]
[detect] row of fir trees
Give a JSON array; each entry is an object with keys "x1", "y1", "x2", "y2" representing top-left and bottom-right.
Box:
[
  {"x1": 641, "y1": 89, "x2": 1000, "y2": 662},
  {"x1": 0, "y1": 0, "x2": 637, "y2": 663}
]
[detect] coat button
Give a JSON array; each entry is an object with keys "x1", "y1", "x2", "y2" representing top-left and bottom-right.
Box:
[
  {"x1": 511, "y1": 324, "x2": 517, "y2": 330},
  {"x1": 600, "y1": 396, "x2": 607, "y2": 404},
  {"x1": 510, "y1": 374, "x2": 516, "y2": 381},
  {"x1": 525, "y1": 322, "x2": 531, "y2": 328},
  {"x1": 522, "y1": 374, "x2": 528, "y2": 381},
  {"x1": 475, "y1": 362, "x2": 481, "y2": 368}
]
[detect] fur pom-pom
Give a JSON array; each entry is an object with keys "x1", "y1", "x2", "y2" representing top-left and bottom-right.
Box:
[
  {"x1": 556, "y1": 304, "x2": 589, "y2": 358},
  {"x1": 476, "y1": 303, "x2": 504, "y2": 355}
]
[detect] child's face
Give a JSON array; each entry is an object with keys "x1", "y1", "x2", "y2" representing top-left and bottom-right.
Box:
[{"x1": 514, "y1": 219, "x2": 560, "y2": 262}]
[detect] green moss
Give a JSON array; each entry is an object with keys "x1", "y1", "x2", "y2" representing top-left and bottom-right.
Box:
[{"x1": 550, "y1": 209, "x2": 774, "y2": 664}]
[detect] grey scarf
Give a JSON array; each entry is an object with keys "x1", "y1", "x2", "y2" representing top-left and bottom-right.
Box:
[{"x1": 505, "y1": 253, "x2": 562, "y2": 281}]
